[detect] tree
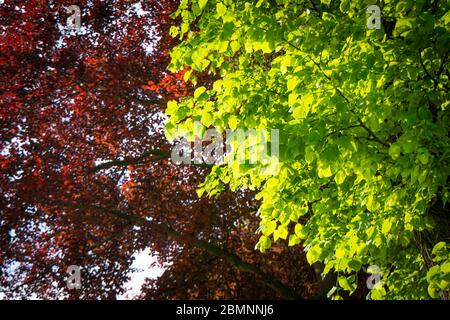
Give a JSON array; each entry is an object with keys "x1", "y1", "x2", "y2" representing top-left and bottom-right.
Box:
[
  {"x1": 0, "y1": 0, "x2": 316, "y2": 299},
  {"x1": 166, "y1": 0, "x2": 450, "y2": 299}
]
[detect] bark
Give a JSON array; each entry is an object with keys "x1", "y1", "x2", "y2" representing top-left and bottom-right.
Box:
[
  {"x1": 89, "y1": 149, "x2": 171, "y2": 173},
  {"x1": 95, "y1": 205, "x2": 303, "y2": 299}
]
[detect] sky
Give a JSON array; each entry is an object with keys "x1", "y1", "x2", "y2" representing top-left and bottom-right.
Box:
[
  {"x1": 117, "y1": 248, "x2": 165, "y2": 299},
  {"x1": 0, "y1": 248, "x2": 165, "y2": 300}
]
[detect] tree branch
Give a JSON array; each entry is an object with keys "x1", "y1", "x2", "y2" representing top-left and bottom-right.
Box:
[
  {"x1": 89, "y1": 149, "x2": 170, "y2": 173},
  {"x1": 434, "y1": 49, "x2": 450, "y2": 91},
  {"x1": 89, "y1": 205, "x2": 303, "y2": 299},
  {"x1": 357, "y1": 119, "x2": 389, "y2": 147}
]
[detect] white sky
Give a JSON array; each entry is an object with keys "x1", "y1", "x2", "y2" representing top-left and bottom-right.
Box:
[{"x1": 117, "y1": 248, "x2": 165, "y2": 299}]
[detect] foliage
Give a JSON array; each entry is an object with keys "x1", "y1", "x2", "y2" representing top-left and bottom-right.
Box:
[
  {"x1": 0, "y1": 0, "x2": 178, "y2": 299},
  {"x1": 166, "y1": 0, "x2": 450, "y2": 299},
  {"x1": 427, "y1": 242, "x2": 450, "y2": 299},
  {"x1": 0, "y1": 0, "x2": 315, "y2": 299}
]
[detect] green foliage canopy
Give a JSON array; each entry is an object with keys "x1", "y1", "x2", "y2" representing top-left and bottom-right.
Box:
[{"x1": 165, "y1": 0, "x2": 450, "y2": 299}]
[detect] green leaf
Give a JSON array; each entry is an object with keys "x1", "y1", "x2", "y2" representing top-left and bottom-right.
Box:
[
  {"x1": 441, "y1": 262, "x2": 450, "y2": 274},
  {"x1": 306, "y1": 245, "x2": 322, "y2": 264},
  {"x1": 221, "y1": 22, "x2": 235, "y2": 41},
  {"x1": 334, "y1": 170, "x2": 346, "y2": 185},
  {"x1": 389, "y1": 144, "x2": 401, "y2": 160},
  {"x1": 194, "y1": 86, "x2": 207, "y2": 99},
  {"x1": 288, "y1": 93, "x2": 298, "y2": 107},
  {"x1": 335, "y1": 246, "x2": 346, "y2": 259},
  {"x1": 394, "y1": 18, "x2": 416, "y2": 37},
  {"x1": 288, "y1": 234, "x2": 301, "y2": 246},
  {"x1": 262, "y1": 220, "x2": 277, "y2": 236},
  {"x1": 418, "y1": 149, "x2": 430, "y2": 165},
  {"x1": 257, "y1": 235, "x2": 272, "y2": 252},
  {"x1": 318, "y1": 165, "x2": 333, "y2": 178},
  {"x1": 338, "y1": 276, "x2": 357, "y2": 292},
  {"x1": 427, "y1": 265, "x2": 440, "y2": 282},
  {"x1": 166, "y1": 100, "x2": 178, "y2": 116},
  {"x1": 201, "y1": 111, "x2": 213, "y2": 127},
  {"x1": 339, "y1": 0, "x2": 350, "y2": 12},
  {"x1": 366, "y1": 194, "x2": 379, "y2": 212},
  {"x1": 276, "y1": 225, "x2": 288, "y2": 240},
  {"x1": 381, "y1": 219, "x2": 392, "y2": 235},
  {"x1": 228, "y1": 116, "x2": 238, "y2": 130},
  {"x1": 294, "y1": 223, "x2": 305, "y2": 238},
  {"x1": 287, "y1": 77, "x2": 300, "y2": 91},
  {"x1": 304, "y1": 146, "x2": 315, "y2": 163},
  {"x1": 293, "y1": 106, "x2": 308, "y2": 119},
  {"x1": 371, "y1": 286, "x2": 386, "y2": 300},
  {"x1": 199, "y1": 0, "x2": 208, "y2": 10},
  {"x1": 431, "y1": 242, "x2": 448, "y2": 262},
  {"x1": 347, "y1": 259, "x2": 362, "y2": 271},
  {"x1": 432, "y1": 242, "x2": 446, "y2": 255},
  {"x1": 216, "y1": 3, "x2": 227, "y2": 17},
  {"x1": 427, "y1": 283, "x2": 439, "y2": 298}
]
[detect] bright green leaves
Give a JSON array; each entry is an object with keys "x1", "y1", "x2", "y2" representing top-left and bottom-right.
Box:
[
  {"x1": 432, "y1": 242, "x2": 449, "y2": 262},
  {"x1": 335, "y1": 245, "x2": 346, "y2": 259},
  {"x1": 292, "y1": 93, "x2": 313, "y2": 120},
  {"x1": 287, "y1": 76, "x2": 300, "y2": 92},
  {"x1": 381, "y1": 219, "x2": 393, "y2": 235},
  {"x1": 366, "y1": 194, "x2": 380, "y2": 212},
  {"x1": 216, "y1": 2, "x2": 227, "y2": 17},
  {"x1": 304, "y1": 146, "x2": 316, "y2": 164},
  {"x1": 288, "y1": 222, "x2": 307, "y2": 246},
  {"x1": 227, "y1": 115, "x2": 238, "y2": 130},
  {"x1": 295, "y1": 223, "x2": 305, "y2": 237},
  {"x1": 288, "y1": 234, "x2": 301, "y2": 246},
  {"x1": 394, "y1": 18, "x2": 417, "y2": 37},
  {"x1": 257, "y1": 235, "x2": 272, "y2": 253},
  {"x1": 388, "y1": 144, "x2": 401, "y2": 160},
  {"x1": 199, "y1": 0, "x2": 208, "y2": 10},
  {"x1": 260, "y1": 218, "x2": 291, "y2": 246},
  {"x1": 293, "y1": 106, "x2": 308, "y2": 120},
  {"x1": 427, "y1": 242, "x2": 450, "y2": 298},
  {"x1": 347, "y1": 259, "x2": 362, "y2": 272},
  {"x1": 395, "y1": 1, "x2": 414, "y2": 14},
  {"x1": 338, "y1": 275, "x2": 357, "y2": 293},
  {"x1": 166, "y1": 100, "x2": 178, "y2": 116},
  {"x1": 288, "y1": 93, "x2": 297, "y2": 108},
  {"x1": 317, "y1": 164, "x2": 333, "y2": 178},
  {"x1": 370, "y1": 285, "x2": 387, "y2": 300},
  {"x1": 274, "y1": 225, "x2": 288, "y2": 241},
  {"x1": 194, "y1": 86, "x2": 207, "y2": 99},
  {"x1": 334, "y1": 170, "x2": 346, "y2": 185},
  {"x1": 201, "y1": 111, "x2": 213, "y2": 127},
  {"x1": 167, "y1": 0, "x2": 450, "y2": 300},
  {"x1": 261, "y1": 220, "x2": 277, "y2": 236},
  {"x1": 306, "y1": 244, "x2": 323, "y2": 265},
  {"x1": 417, "y1": 148, "x2": 430, "y2": 165}
]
